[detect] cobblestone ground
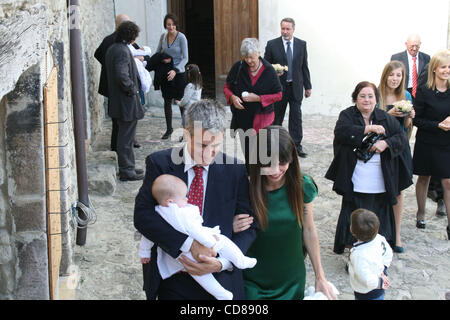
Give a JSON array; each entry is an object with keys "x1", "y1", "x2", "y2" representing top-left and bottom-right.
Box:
[{"x1": 74, "y1": 105, "x2": 450, "y2": 300}]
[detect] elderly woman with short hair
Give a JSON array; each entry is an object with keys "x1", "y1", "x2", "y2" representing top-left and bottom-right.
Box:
[{"x1": 224, "y1": 38, "x2": 282, "y2": 170}]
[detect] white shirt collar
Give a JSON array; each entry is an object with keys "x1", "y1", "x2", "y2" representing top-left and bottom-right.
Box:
[
  {"x1": 282, "y1": 37, "x2": 294, "y2": 46},
  {"x1": 183, "y1": 144, "x2": 209, "y2": 173},
  {"x1": 407, "y1": 50, "x2": 420, "y2": 61}
]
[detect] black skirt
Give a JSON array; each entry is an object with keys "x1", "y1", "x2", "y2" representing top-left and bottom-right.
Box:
[
  {"x1": 333, "y1": 192, "x2": 396, "y2": 254},
  {"x1": 161, "y1": 72, "x2": 186, "y2": 100},
  {"x1": 412, "y1": 140, "x2": 450, "y2": 178}
]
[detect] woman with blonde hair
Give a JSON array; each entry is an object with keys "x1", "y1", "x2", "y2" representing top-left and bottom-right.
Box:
[
  {"x1": 412, "y1": 49, "x2": 450, "y2": 239},
  {"x1": 377, "y1": 61, "x2": 415, "y2": 253}
]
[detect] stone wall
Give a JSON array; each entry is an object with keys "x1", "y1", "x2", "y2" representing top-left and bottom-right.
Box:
[
  {"x1": 0, "y1": 0, "x2": 114, "y2": 299},
  {"x1": 79, "y1": 0, "x2": 115, "y2": 143}
]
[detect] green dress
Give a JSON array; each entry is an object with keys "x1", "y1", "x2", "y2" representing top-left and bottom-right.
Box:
[{"x1": 243, "y1": 175, "x2": 318, "y2": 300}]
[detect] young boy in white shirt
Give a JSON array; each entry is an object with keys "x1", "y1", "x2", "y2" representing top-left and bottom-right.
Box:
[{"x1": 348, "y1": 208, "x2": 393, "y2": 300}]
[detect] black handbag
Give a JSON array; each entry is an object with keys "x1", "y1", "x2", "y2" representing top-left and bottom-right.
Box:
[{"x1": 354, "y1": 132, "x2": 386, "y2": 163}]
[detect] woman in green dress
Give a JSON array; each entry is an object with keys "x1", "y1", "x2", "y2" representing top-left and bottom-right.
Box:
[{"x1": 234, "y1": 126, "x2": 335, "y2": 300}]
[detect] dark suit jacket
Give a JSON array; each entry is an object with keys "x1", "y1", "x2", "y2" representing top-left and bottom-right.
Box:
[
  {"x1": 134, "y1": 148, "x2": 258, "y2": 300},
  {"x1": 264, "y1": 36, "x2": 312, "y2": 101},
  {"x1": 94, "y1": 32, "x2": 116, "y2": 97},
  {"x1": 390, "y1": 50, "x2": 431, "y2": 89},
  {"x1": 105, "y1": 42, "x2": 144, "y2": 121}
]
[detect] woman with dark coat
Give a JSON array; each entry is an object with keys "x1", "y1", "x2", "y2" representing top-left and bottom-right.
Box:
[
  {"x1": 413, "y1": 49, "x2": 450, "y2": 239},
  {"x1": 224, "y1": 38, "x2": 282, "y2": 170},
  {"x1": 325, "y1": 81, "x2": 411, "y2": 254}
]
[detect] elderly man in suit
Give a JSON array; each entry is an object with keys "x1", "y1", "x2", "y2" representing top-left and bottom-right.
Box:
[
  {"x1": 105, "y1": 20, "x2": 145, "y2": 181},
  {"x1": 391, "y1": 34, "x2": 431, "y2": 99},
  {"x1": 264, "y1": 17, "x2": 312, "y2": 158},
  {"x1": 134, "y1": 99, "x2": 258, "y2": 300}
]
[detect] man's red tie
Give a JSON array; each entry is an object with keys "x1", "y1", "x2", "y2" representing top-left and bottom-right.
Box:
[
  {"x1": 188, "y1": 166, "x2": 204, "y2": 215},
  {"x1": 412, "y1": 56, "x2": 418, "y2": 98}
]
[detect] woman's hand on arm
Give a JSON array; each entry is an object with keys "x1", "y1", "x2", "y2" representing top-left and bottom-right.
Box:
[{"x1": 233, "y1": 214, "x2": 254, "y2": 233}]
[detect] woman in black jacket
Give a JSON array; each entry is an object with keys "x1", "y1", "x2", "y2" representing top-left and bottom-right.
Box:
[
  {"x1": 223, "y1": 38, "x2": 282, "y2": 172},
  {"x1": 325, "y1": 81, "x2": 411, "y2": 254},
  {"x1": 412, "y1": 49, "x2": 450, "y2": 239}
]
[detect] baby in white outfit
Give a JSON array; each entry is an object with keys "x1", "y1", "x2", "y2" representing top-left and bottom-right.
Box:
[{"x1": 139, "y1": 174, "x2": 257, "y2": 300}]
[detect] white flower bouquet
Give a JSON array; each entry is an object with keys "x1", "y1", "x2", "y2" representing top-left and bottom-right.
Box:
[
  {"x1": 393, "y1": 100, "x2": 413, "y2": 114},
  {"x1": 272, "y1": 64, "x2": 288, "y2": 74}
]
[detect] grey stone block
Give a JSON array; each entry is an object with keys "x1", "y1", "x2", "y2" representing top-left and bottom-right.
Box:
[
  {"x1": 87, "y1": 151, "x2": 118, "y2": 172},
  {"x1": 87, "y1": 165, "x2": 116, "y2": 197},
  {"x1": 0, "y1": 229, "x2": 9, "y2": 245},
  {"x1": 0, "y1": 263, "x2": 15, "y2": 294},
  {"x1": 5, "y1": 129, "x2": 46, "y2": 197},
  {"x1": 0, "y1": 244, "x2": 12, "y2": 264},
  {"x1": 11, "y1": 199, "x2": 46, "y2": 233},
  {"x1": 16, "y1": 237, "x2": 49, "y2": 300}
]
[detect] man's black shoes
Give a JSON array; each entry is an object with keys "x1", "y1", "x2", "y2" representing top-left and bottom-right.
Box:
[{"x1": 120, "y1": 173, "x2": 144, "y2": 181}]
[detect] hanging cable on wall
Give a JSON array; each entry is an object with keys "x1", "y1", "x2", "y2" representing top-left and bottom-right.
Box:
[{"x1": 71, "y1": 199, "x2": 97, "y2": 229}]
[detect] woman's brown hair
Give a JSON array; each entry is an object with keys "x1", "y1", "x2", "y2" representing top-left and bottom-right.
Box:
[
  {"x1": 378, "y1": 61, "x2": 407, "y2": 111},
  {"x1": 248, "y1": 126, "x2": 304, "y2": 230},
  {"x1": 351, "y1": 81, "x2": 379, "y2": 104}
]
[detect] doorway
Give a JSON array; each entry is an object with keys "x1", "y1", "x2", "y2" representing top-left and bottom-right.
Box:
[
  {"x1": 184, "y1": 0, "x2": 216, "y2": 99},
  {"x1": 167, "y1": 0, "x2": 259, "y2": 102}
]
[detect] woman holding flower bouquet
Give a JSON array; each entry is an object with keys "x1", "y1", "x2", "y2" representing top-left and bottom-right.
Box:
[
  {"x1": 412, "y1": 49, "x2": 450, "y2": 240},
  {"x1": 377, "y1": 60, "x2": 415, "y2": 252}
]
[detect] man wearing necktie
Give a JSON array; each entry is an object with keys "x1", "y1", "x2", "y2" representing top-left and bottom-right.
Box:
[
  {"x1": 264, "y1": 17, "x2": 312, "y2": 158},
  {"x1": 391, "y1": 36, "x2": 445, "y2": 216},
  {"x1": 391, "y1": 34, "x2": 431, "y2": 99},
  {"x1": 134, "y1": 99, "x2": 257, "y2": 300}
]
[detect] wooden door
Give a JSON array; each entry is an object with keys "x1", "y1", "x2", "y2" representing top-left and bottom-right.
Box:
[{"x1": 213, "y1": 0, "x2": 259, "y2": 80}]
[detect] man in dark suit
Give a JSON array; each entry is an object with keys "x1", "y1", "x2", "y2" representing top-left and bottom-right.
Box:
[
  {"x1": 264, "y1": 17, "x2": 312, "y2": 158},
  {"x1": 105, "y1": 21, "x2": 145, "y2": 181},
  {"x1": 94, "y1": 14, "x2": 143, "y2": 151},
  {"x1": 134, "y1": 99, "x2": 258, "y2": 300},
  {"x1": 391, "y1": 34, "x2": 430, "y2": 99}
]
